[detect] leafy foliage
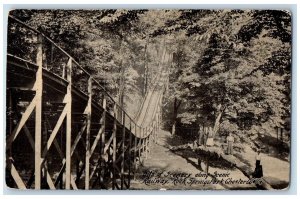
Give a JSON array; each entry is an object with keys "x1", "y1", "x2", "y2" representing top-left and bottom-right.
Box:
[
  {"x1": 156, "y1": 10, "x2": 291, "y2": 138},
  {"x1": 8, "y1": 9, "x2": 291, "y2": 140}
]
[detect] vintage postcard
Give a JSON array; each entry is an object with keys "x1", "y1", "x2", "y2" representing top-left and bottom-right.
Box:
[{"x1": 5, "y1": 9, "x2": 291, "y2": 190}]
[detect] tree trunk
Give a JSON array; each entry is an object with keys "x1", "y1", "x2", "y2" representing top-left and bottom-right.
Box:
[
  {"x1": 165, "y1": 53, "x2": 172, "y2": 96},
  {"x1": 171, "y1": 97, "x2": 181, "y2": 135},
  {"x1": 117, "y1": 37, "x2": 125, "y2": 119},
  {"x1": 118, "y1": 59, "x2": 125, "y2": 119},
  {"x1": 205, "y1": 156, "x2": 209, "y2": 174},
  {"x1": 213, "y1": 105, "x2": 224, "y2": 137},
  {"x1": 171, "y1": 123, "x2": 176, "y2": 136},
  {"x1": 198, "y1": 125, "x2": 204, "y2": 145},
  {"x1": 197, "y1": 158, "x2": 203, "y2": 171},
  {"x1": 143, "y1": 37, "x2": 149, "y2": 96}
]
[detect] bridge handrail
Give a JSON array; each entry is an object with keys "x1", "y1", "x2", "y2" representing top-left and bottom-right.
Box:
[{"x1": 8, "y1": 15, "x2": 143, "y2": 131}]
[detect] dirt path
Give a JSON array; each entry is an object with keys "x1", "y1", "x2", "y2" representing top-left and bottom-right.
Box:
[
  {"x1": 238, "y1": 145, "x2": 290, "y2": 189},
  {"x1": 130, "y1": 130, "x2": 256, "y2": 190}
]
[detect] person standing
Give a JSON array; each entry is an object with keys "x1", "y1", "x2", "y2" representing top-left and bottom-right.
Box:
[
  {"x1": 253, "y1": 149, "x2": 263, "y2": 178},
  {"x1": 206, "y1": 127, "x2": 214, "y2": 146},
  {"x1": 226, "y1": 132, "x2": 234, "y2": 155},
  {"x1": 198, "y1": 125, "x2": 204, "y2": 145}
]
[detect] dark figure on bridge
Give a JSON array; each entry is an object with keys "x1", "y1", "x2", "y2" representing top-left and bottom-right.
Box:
[
  {"x1": 226, "y1": 132, "x2": 234, "y2": 155},
  {"x1": 253, "y1": 149, "x2": 263, "y2": 178}
]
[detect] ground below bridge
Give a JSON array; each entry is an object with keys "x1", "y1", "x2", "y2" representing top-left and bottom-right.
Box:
[{"x1": 130, "y1": 129, "x2": 261, "y2": 190}]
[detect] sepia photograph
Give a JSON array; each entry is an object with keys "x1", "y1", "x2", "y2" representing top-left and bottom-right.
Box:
[{"x1": 5, "y1": 9, "x2": 291, "y2": 191}]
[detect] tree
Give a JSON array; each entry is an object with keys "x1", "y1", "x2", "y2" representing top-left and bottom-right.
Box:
[
  {"x1": 153, "y1": 9, "x2": 291, "y2": 141},
  {"x1": 8, "y1": 9, "x2": 291, "y2": 141},
  {"x1": 9, "y1": 9, "x2": 150, "y2": 116}
]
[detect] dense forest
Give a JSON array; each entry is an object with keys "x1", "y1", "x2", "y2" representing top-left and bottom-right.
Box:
[{"x1": 9, "y1": 9, "x2": 291, "y2": 145}]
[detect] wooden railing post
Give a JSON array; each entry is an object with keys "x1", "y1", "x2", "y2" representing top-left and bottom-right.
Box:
[
  {"x1": 34, "y1": 33, "x2": 43, "y2": 189},
  {"x1": 112, "y1": 103, "x2": 117, "y2": 190},
  {"x1": 148, "y1": 129, "x2": 151, "y2": 155},
  {"x1": 138, "y1": 128, "x2": 141, "y2": 159},
  {"x1": 151, "y1": 123, "x2": 155, "y2": 145},
  {"x1": 142, "y1": 128, "x2": 146, "y2": 158},
  {"x1": 152, "y1": 120, "x2": 156, "y2": 145},
  {"x1": 65, "y1": 58, "x2": 72, "y2": 189},
  {"x1": 144, "y1": 128, "x2": 148, "y2": 159},
  {"x1": 159, "y1": 107, "x2": 162, "y2": 130},
  {"x1": 151, "y1": 122, "x2": 155, "y2": 145},
  {"x1": 148, "y1": 128, "x2": 151, "y2": 155},
  {"x1": 133, "y1": 125, "x2": 137, "y2": 180},
  {"x1": 128, "y1": 121, "x2": 132, "y2": 188},
  {"x1": 155, "y1": 113, "x2": 159, "y2": 144},
  {"x1": 62, "y1": 64, "x2": 66, "y2": 79},
  {"x1": 149, "y1": 125, "x2": 152, "y2": 147},
  {"x1": 121, "y1": 111, "x2": 125, "y2": 189},
  {"x1": 100, "y1": 95, "x2": 106, "y2": 186},
  {"x1": 85, "y1": 77, "x2": 92, "y2": 189}
]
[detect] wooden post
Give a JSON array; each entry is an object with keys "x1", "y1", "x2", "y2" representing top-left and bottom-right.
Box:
[
  {"x1": 158, "y1": 108, "x2": 161, "y2": 127},
  {"x1": 100, "y1": 95, "x2": 106, "y2": 185},
  {"x1": 133, "y1": 124, "x2": 137, "y2": 180},
  {"x1": 153, "y1": 115, "x2": 156, "y2": 144},
  {"x1": 65, "y1": 58, "x2": 72, "y2": 189},
  {"x1": 8, "y1": 90, "x2": 12, "y2": 162},
  {"x1": 138, "y1": 128, "x2": 141, "y2": 159},
  {"x1": 128, "y1": 121, "x2": 132, "y2": 188},
  {"x1": 143, "y1": 128, "x2": 146, "y2": 158},
  {"x1": 157, "y1": 120, "x2": 159, "y2": 139},
  {"x1": 62, "y1": 64, "x2": 66, "y2": 79},
  {"x1": 42, "y1": 120, "x2": 48, "y2": 188},
  {"x1": 147, "y1": 134, "x2": 150, "y2": 157},
  {"x1": 149, "y1": 124, "x2": 153, "y2": 146},
  {"x1": 112, "y1": 103, "x2": 117, "y2": 190},
  {"x1": 156, "y1": 113, "x2": 159, "y2": 143},
  {"x1": 152, "y1": 123, "x2": 155, "y2": 145},
  {"x1": 121, "y1": 111, "x2": 125, "y2": 189},
  {"x1": 205, "y1": 156, "x2": 209, "y2": 174},
  {"x1": 85, "y1": 77, "x2": 92, "y2": 189},
  {"x1": 35, "y1": 34, "x2": 43, "y2": 189},
  {"x1": 149, "y1": 125, "x2": 152, "y2": 154},
  {"x1": 204, "y1": 127, "x2": 207, "y2": 147},
  {"x1": 145, "y1": 128, "x2": 148, "y2": 159},
  {"x1": 156, "y1": 121, "x2": 159, "y2": 144},
  {"x1": 156, "y1": 113, "x2": 159, "y2": 144},
  {"x1": 152, "y1": 122, "x2": 155, "y2": 145},
  {"x1": 76, "y1": 157, "x2": 80, "y2": 184},
  {"x1": 149, "y1": 129, "x2": 151, "y2": 151},
  {"x1": 157, "y1": 111, "x2": 161, "y2": 141}
]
